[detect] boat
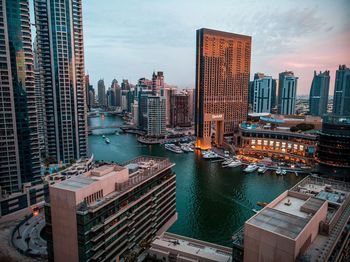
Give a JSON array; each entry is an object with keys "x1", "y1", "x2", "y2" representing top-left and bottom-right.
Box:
[
  {"x1": 165, "y1": 144, "x2": 183, "y2": 154},
  {"x1": 181, "y1": 144, "x2": 193, "y2": 152},
  {"x1": 258, "y1": 165, "x2": 268, "y2": 174},
  {"x1": 115, "y1": 131, "x2": 120, "y2": 135},
  {"x1": 281, "y1": 169, "x2": 287, "y2": 175},
  {"x1": 244, "y1": 164, "x2": 258, "y2": 173},
  {"x1": 105, "y1": 138, "x2": 110, "y2": 144},
  {"x1": 227, "y1": 160, "x2": 242, "y2": 168},
  {"x1": 102, "y1": 135, "x2": 106, "y2": 139},
  {"x1": 276, "y1": 167, "x2": 282, "y2": 175},
  {"x1": 222, "y1": 158, "x2": 234, "y2": 165},
  {"x1": 203, "y1": 151, "x2": 220, "y2": 159}
]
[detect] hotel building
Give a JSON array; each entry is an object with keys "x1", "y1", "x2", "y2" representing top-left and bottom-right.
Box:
[
  {"x1": 234, "y1": 175, "x2": 350, "y2": 262},
  {"x1": 45, "y1": 156, "x2": 177, "y2": 262},
  {"x1": 278, "y1": 71, "x2": 298, "y2": 115},
  {"x1": 34, "y1": 0, "x2": 88, "y2": 163},
  {"x1": 0, "y1": 0, "x2": 41, "y2": 193},
  {"x1": 195, "y1": 28, "x2": 251, "y2": 149}
]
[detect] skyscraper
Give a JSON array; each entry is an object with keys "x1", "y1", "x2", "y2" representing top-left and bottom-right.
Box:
[
  {"x1": 195, "y1": 28, "x2": 251, "y2": 149},
  {"x1": 252, "y1": 73, "x2": 272, "y2": 113},
  {"x1": 277, "y1": 71, "x2": 298, "y2": 115},
  {"x1": 97, "y1": 79, "x2": 106, "y2": 107},
  {"x1": 147, "y1": 96, "x2": 166, "y2": 137},
  {"x1": 271, "y1": 79, "x2": 277, "y2": 111},
  {"x1": 34, "y1": 0, "x2": 87, "y2": 163},
  {"x1": 333, "y1": 65, "x2": 350, "y2": 116},
  {"x1": 0, "y1": 0, "x2": 41, "y2": 193},
  {"x1": 309, "y1": 70, "x2": 330, "y2": 116},
  {"x1": 152, "y1": 71, "x2": 164, "y2": 95}
]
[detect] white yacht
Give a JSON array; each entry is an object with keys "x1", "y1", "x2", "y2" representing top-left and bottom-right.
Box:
[
  {"x1": 165, "y1": 144, "x2": 183, "y2": 154},
  {"x1": 102, "y1": 135, "x2": 106, "y2": 139},
  {"x1": 105, "y1": 138, "x2": 110, "y2": 144},
  {"x1": 181, "y1": 144, "x2": 194, "y2": 152},
  {"x1": 281, "y1": 169, "x2": 287, "y2": 175},
  {"x1": 222, "y1": 158, "x2": 234, "y2": 166},
  {"x1": 258, "y1": 165, "x2": 268, "y2": 174},
  {"x1": 276, "y1": 167, "x2": 282, "y2": 175},
  {"x1": 202, "y1": 151, "x2": 220, "y2": 159},
  {"x1": 244, "y1": 164, "x2": 258, "y2": 173},
  {"x1": 227, "y1": 160, "x2": 242, "y2": 168}
]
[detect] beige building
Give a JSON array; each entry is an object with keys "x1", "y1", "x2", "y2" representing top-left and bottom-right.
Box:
[
  {"x1": 46, "y1": 156, "x2": 177, "y2": 262},
  {"x1": 241, "y1": 176, "x2": 350, "y2": 262}
]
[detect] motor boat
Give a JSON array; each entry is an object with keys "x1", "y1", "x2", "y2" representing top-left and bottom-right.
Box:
[
  {"x1": 227, "y1": 160, "x2": 242, "y2": 168},
  {"x1": 202, "y1": 151, "x2": 220, "y2": 159},
  {"x1": 276, "y1": 167, "x2": 282, "y2": 175},
  {"x1": 165, "y1": 144, "x2": 183, "y2": 154},
  {"x1": 258, "y1": 165, "x2": 268, "y2": 174},
  {"x1": 102, "y1": 135, "x2": 106, "y2": 139},
  {"x1": 244, "y1": 164, "x2": 258, "y2": 173},
  {"x1": 281, "y1": 169, "x2": 287, "y2": 175},
  {"x1": 105, "y1": 138, "x2": 110, "y2": 144}
]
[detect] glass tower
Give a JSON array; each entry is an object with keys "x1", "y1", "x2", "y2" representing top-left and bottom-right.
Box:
[
  {"x1": 0, "y1": 0, "x2": 41, "y2": 193},
  {"x1": 34, "y1": 0, "x2": 87, "y2": 163},
  {"x1": 309, "y1": 70, "x2": 330, "y2": 116},
  {"x1": 277, "y1": 71, "x2": 298, "y2": 115},
  {"x1": 333, "y1": 65, "x2": 350, "y2": 116}
]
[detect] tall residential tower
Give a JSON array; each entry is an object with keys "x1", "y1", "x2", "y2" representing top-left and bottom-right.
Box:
[
  {"x1": 309, "y1": 70, "x2": 330, "y2": 116},
  {"x1": 333, "y1": 65, "x2": 350, "y2": 116},
  {"x1": 34, "y1": 0, "x2": 88, "y2": 163},
  {"x1": 0, "y1": 0, "x2": 41, "y2": 193},
  {"x1": 277, "y1": 71, "x2": 298, "y2": 115},
  {"x1": 252, "y1": 73, "x2": 272, "y2": 113},
  {"x1": 195, "y1": 28, "x2": 251, "y2": 149}
]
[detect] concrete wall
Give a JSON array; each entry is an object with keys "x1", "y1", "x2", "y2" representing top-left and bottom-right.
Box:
[{"x1": 50, "y1": 187, "x2": 79, "y2": 262}]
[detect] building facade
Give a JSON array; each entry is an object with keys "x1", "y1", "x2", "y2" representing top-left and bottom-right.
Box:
[
  {"x1": 0, "y1": 0, "x2": 41, "y2": 193},
  {"x1": 97, "y1": 79, "x2": 106, "y2": 107},
  {"x1": 34, "y1": 0, "x2": 88, "y2": 163},
  {"x1": 317, "y1": 115, "x2": 350, "y2": 168},
  {"x1": 171, "y1": 93, "x2": 191, "y2": 127},
  {"x1": 252, "y1": 73, "x2": 272, "y2": 113},
  {"x1": 45, "y1": 156, "x2": 177, "y2": 262},
  {"x1": 147, "y1": 96, "x2": 166, "y2": 137},
  {"x1": 152, "y1": 71, "x2": 164, "y2": 95},
  {"x1": 333, "y1": 65, "x2": 350, "y2": 116},
  {"x1": 309, "y1": 70, "x2": 330, "y2": 116},
  {"x1": 277, "y1": 71, "x2": 298, "y2": 115},
  {"x1": 195, "y1": 28, "x2": 251, "y2": 149}
]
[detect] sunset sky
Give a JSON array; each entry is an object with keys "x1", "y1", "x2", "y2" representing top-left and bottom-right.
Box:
[{"x1": 82, "y1": 0, "x2": 350, "y2": 95}]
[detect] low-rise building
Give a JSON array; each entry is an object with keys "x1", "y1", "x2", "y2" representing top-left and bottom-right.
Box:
[
  {"x1": 45, "y1": 156, "x2": 177, "y2": 262},
  {"x1": 149, "y1": 232, "x2": 232, "y2": 262},
  {"x1": 233, "y1": 176, "x2": 350, "y2": 262}
]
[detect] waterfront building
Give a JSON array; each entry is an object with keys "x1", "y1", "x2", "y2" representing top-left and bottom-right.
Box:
[
  {"x1": 149, "y1": 232, "x2": 232, "y2": 262},
  {"x1": 236, "y1": 176, "x2": 350, "y2": 262},
  {"x1": 183, "y1": 88, "x2": 195, "y2": 123},
  {"x1": 248, "y1": 81, "x2": 254, "y2": 110},
  {"x1": 46, "y1": 156, "x2": 177, "y2": 262},
  {"x1": 132, "y1": 101, "x2": 139, "y2": 125},
  {"x1": 84, "y1": 75, "x2": 91, "y2": 110},
  {"x1": 277, "y1": 71, "x2": 298, "y2": 115},
  {"x1": 333, "y1": 65, "x2": 350, "y2": 116},
  {"x1": 195, "y1": 28, "x2": 251, "y2": 149},
  {"x1": 88, "y1": 85, "x2": 95, "y2": 108},
  {"x1": 97, "y1": 79, "x2": 106, "y2": 107},
  {"x1": 317, "y1": 115, "x2": 350, "y2": 168},
  {"x1": 271, "y1": 79, "x2": 277, "y2": 112},
  {"x1": 309, "y1": 70, "x2": 330, "y2": 116},
  {"x1": 34, "y1": 0, "x2": 87, "y2": 163},
  {"x1": 138, "y1": 90, "x2": 153, "y2": 131},
  {"x1": 237, "y1": 119, "x2": 318, "y2": 165},
  {"x1": 121, "y1": 90, "x2": 129, "y2": 111},
  {"x1": 111, "y1": 79, "x2": 121, "y2": 107},
  {"x1": 164, "y1": 86, "x2": 177, "y2": 127},
  {"x1": 0, "y1": 0, "x2": 41, "y2": 193},
  {"x1": 252, "y1": 73, "x2": 272, "y2": 113},
  {"x1": 147, "y1": 96, "x2": 166, "y2": 137},
  {"x1": 171, "y1": 93, "x2": 191, "y2": 127}
]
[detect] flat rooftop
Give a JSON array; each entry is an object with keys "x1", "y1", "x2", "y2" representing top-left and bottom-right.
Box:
[
  {"x1": 151, "y1": 233, "x2": 232, "y2": 262},
  {"x1": 247, "y1": 207, "x2": 310, "y2": 239},
  {"x1": 273, "y1": 196, "x2": 309, "y2": 218}
]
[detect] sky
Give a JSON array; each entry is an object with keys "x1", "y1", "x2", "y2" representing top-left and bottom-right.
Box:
[{"x1": 82, "y1": 0, "x2": 350, "y2": 95}]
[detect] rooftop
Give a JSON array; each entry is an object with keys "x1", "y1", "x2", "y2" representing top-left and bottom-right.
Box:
[
  {"x1": 247, "y1": 207, "x2": 310, "y2": 239},
  {"x1": 151, "y1": 233, "x2": 232, "y2": 262},
  {"x1": 273, "y1": 196, "x2": 309, "y2": 218}
]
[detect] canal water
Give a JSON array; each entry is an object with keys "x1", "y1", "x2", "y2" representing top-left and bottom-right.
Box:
[{"x1": 88, "y1": 113, "x2": 305, "y2": 247}]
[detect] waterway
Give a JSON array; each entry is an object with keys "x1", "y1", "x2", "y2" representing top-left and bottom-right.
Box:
[{"x1": 88, "y1": 112, "x2": 305, "y2": 247}]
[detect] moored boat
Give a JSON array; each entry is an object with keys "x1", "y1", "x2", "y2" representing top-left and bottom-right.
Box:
[{"x1": 244, "y1": 164, "x2": 258, "y2": 173}]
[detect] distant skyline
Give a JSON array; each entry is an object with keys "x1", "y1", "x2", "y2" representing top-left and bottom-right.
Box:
[{"x1": 82, "y1": 0, "x2": 350, "y2": 95}]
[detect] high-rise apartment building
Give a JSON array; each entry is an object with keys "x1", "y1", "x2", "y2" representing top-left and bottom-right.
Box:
[
  {"x1": 147, "y1": 96, "x2": 166, "y2": 137},
  {"x1": 152, "y1": 71, "x2": 164, "y2": 95},
  {"x1": 271, "y1": 79, "x2": 277, "y2": 111},
  {"x1": 277, "y1": 71, "x2": 298, "y2": 115},
  {"x1": 88, "y1": 85, "x2": 95, "y2": 108},
  {"x1": 333, "y1": 65, "x2": 350, "y2": 116},
  {"x1": 97, "y1": 79, "x2": 106, "y2": 107},
  {"x1": 0, "y1": 0, "x2": 41, "y2": 193},
  {"x1": 171, "y1": 93, "x2": 191, "y2": 127},
  {"x1": 309, "y1": 70, "x2": 330, "y2": 116},
  {"x1": 34, "y1": 0, "x2": 87, "y2": 163},
  {"x1": 195, "y1": 28, "x2": 251, "y2": 149},
  {"x1": 163, "y1": 86, "x2": 177, "y2": 126},
  {"x1": 111, "y1": 78, "x2": 121, "y2": 107},
  {"x1": 252, "y1": 73, "x2": 272, "y2": 113},
  {"x1": 46, "y1": 156, "x2": 177, "y2": 261},
  {"x1": 138, "y1": 90, "x2": 153, "y2": 131}
]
